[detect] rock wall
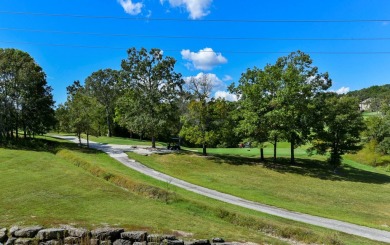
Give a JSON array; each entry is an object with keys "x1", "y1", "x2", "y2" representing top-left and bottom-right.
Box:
[{"x1": 0, "y1": 226, "x2": 227, "y2": 245}]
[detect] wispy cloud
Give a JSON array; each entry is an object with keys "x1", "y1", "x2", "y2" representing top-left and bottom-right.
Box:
[
  {"x1": 222, "y1": 75, "x2": 233, "y2": 82},
  {"x1": 215, "y1": 91, "x2": 238, "y2": 101},
  {"x1": 160, "y1": 0, "x2": 213, "y2": 19},
  {"x1": 331, "y1": 86, "x2": 350, "y2": 94},
  {"x1": 117, "y1": 0, "x2": 143, "y2": 15}
]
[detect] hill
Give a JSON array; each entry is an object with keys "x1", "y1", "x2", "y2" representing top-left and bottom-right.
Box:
[
  {"x1": 0, "y1": 137, "x2": 385, "y2": 245},
  {"x1": 348, "y1": 84, "x2": 390, "y2": 101}
]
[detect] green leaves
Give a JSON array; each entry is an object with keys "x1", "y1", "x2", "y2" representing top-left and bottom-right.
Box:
[
  {"x1": 0, "y1": 48, "x2": 55, "y2": 139},
  {"x1": 309, "y1": 95, "x2": 365, "y2": 167},
  {"x1": 118, "y1": 48, "x2": 184, "y2": 147}
]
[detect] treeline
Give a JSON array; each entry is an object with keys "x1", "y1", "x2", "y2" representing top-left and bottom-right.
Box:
[
  {"x1": 0, "y1": 48, "x2": 55, "y2": 140},
  {"x1": 348, "y1": 84, "x2": 390, "y2": 112},
  {"x1": 348, "y1": 84, "x2": 390, "y2": 101},
  {"x1": 1, "y1": 47, "x2": 387, "y2": 168},
  {"x1": 56, "y1": 48, "x2": 373, "y2": 168}
]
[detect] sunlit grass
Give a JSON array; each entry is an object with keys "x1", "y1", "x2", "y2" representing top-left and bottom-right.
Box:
[
  {"x1": 127, "y1": 151, "x2": 390, "y2": 232},
  {"x1": 1, "y1": 137, "x2": 386, "y2": 244}
]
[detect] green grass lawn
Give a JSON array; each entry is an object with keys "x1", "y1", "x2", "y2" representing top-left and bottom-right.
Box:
[
  {"x1": 81, "y1": 134, "x2": 165, "y2": 147},
  {"x1": 362, "y1": 111, "x2": 381, "y2": 119},
  {"x1": 186, "y1": 142, "x2": 309, "y2": 158},
  {"x1": 127, "y1": 151, "x2": 390, "y2": 232},
  {"x1": 1, "y1": 137, "x2": 385, "y2": 245},
  {"x1": 0, "y1": 139, "x2": 279, "y2": 244}
]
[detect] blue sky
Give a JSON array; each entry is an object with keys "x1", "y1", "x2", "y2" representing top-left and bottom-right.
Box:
[{"x1": 1, "y1": 0, "x2": 390, "y2": 104}]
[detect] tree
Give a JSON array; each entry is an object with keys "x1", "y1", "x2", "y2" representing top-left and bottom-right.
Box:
[
  {"x1": 309, "y1": 94, "x2": 365, "y2": 168},
  {"x1": 55, "y1": 103, "x2": 71, "y2": 133},
  {"x1": 85, "y1": 69, "x2": 121, "y2": 137},
  {"x1": 180, "y1": 74, "x2": 218, "y2": 156},
  {"x1": 232, "y1": 65, "x2": 282, "y2": 161},
  {"x1": 213, "y1": 99, "x2": 241, "y2": 148},
  {"x1": 120, "y1": 47, "x2": 184, "y2": 148},
  {"x1": 273, "y1": 51, "x2": 331, "y2": 164},
  {"x1": 66, "y1": 81, "x2": 102, "y2": 147},
  {"x1": 364, "y1": 104, "x2": 390, "y2": 156},
  {"x1": 0, "y1": 48, "x2": 55, "y2": 140}
]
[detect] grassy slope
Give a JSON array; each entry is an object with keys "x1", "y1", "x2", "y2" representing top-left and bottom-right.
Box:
[
  {"x1": 0, "y1": 143, "x2": 281, "y2": 244},
  {"x1": 76, "y1": 134, "x2": 390, "y2": 231},
  {"x1": 0, "y1": 138, "x2": 384, "y2": 245},
  {"x1": 127, "y1": 151, "x2": 390, "y2": 232}
]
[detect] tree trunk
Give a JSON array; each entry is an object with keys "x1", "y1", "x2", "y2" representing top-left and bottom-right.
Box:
[
  {"x1": 260, "y1": 148, "x2": 264, "y2": 161},
  {"x1": 106, "y1": 109, "x2": 112, "y2": 137},
  {"x1": 15, "y1": 112, "x2": 19, "y2": 139},
  {"x1": 202, "y1": 143, "x2": 207, "y2": 156},
  {"x1": 78, "y1": 132, "x2": 82, "y2": 147},
  {"x1": 152, "y1": 136, "x2": 156, "y2": 148},
  {"x1": 290, "y1": 132, "x2": 295, "y2": 164},
  {"x1": 87, "y1": 133, "x2": 90, "y2": 148},
  {"x1": 23, "y1": 124, "x2": 27, "y2": 139},
  {"x1": 274, "y1": 136, "x2": 277, "y2": 162}
]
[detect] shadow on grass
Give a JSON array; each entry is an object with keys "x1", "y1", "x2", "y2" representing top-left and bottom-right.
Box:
[
  {"x1": 261, "y1": 157, "x2": 390, "y2": 184},
  {"x1": 188, "y1": 151, "x2": 390, "y2": 184},
  {"x1": 0, "y1": 136, "x2": 100, "y2": 155}
]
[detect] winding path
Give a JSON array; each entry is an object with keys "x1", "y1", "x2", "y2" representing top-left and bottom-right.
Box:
[{"x1": 56, "y1": 136, "x2": 390, "y2": 243}]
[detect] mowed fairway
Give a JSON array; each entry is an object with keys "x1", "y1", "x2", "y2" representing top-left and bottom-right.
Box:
[
  {"x1": 186, "y1": 142, "x2": 309, "y2": 158},
  {"x1": 127, "y1": 151, "x2": 390, "y2": 232},
  {"x1": 81, "y1": 134, "x2": 164, "y2": 147}
]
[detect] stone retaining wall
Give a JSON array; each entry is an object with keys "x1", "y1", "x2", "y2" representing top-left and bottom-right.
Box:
[{"x1": 0, "y1": 226, "x2": 229, "y2": 245}]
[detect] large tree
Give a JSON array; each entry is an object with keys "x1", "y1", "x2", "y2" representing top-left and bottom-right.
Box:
[
  {"x1": 85, "y1": 69, "x2": 121, "y2": 137},
  {"x1": 309, "y1": 94, "x2": 365, "y2": 168},
  {"x1": 66, "y1": 81, "x2": 103, "y2": 147},
  {"x1": 119, "y1": 47, "x2": 183, "y2": 148},
  {"x1": 180, "y1": 74, "x2": 219, "y2": 156},
  {"x1": 0, "y1": 48, "x2": 55, "y2": 140},
  {"x1": 273, "y1": 51, "x2": 331, "y2": 164},
  {"x1": 232, "y1": 65, "x2": 282, "y2": 161}
]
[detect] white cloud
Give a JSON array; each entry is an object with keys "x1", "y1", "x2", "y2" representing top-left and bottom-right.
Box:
[
  {"x1": 335, "y1": 86, "x2": 350, "y2": 94},
  {"x1": 215, "y1": 91, "x2": 238, "y2": 102},
  {"x1": 222, "y1": 75, "x2": 233, "y2": 82},
  {"x1": 118, "y1": 0, "x2": 143, "y2": 15},
  {"x1": 181, "y1": 48, "x2": 228, "y2": 71},
  {"x1": 184, "y1": 72, "x2": 223, "y2": 89},
  {"x1": 160, "y1": 0, "x2": 212, "y2": 19}
]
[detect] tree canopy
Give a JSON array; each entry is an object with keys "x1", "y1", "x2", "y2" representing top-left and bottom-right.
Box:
[
  {"x1": 232, "y1": 51, "x2": 332, "y2": 163},
  {"x1": 0, "y1": 48, "x2": 55, "y2": 140},
  {"x1": 118, "y1": 47, "x2": 184, "y2": 148},
  {"x1": 309, "y1": 94, "x2": 365, "y2": 168}
]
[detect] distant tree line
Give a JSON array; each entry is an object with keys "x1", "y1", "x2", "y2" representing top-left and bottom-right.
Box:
[
  {"x1": 55, "y1": 48, "x2": 373, "y2": 168},
  {"x1": 2, "y1": 47, "x2": 387, "y2": 169},
  {"x1": 0, "y1": 48, "x2": 55, "y2": 141},
  {"x1": 348, "y1": 84, "x2": 390, "y2": 112},
  {"x1": 348, "y1": 84, "x2": 390, "y2": 102}
]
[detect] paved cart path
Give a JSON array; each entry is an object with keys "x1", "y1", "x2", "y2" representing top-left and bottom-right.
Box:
[{"x1": 56, "y1": 135, "x2": 390, "y2": 243}]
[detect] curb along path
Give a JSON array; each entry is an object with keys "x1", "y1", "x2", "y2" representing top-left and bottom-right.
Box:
[{"x1": 56, "y1": 136, "x2": 390, "y2": 243}]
